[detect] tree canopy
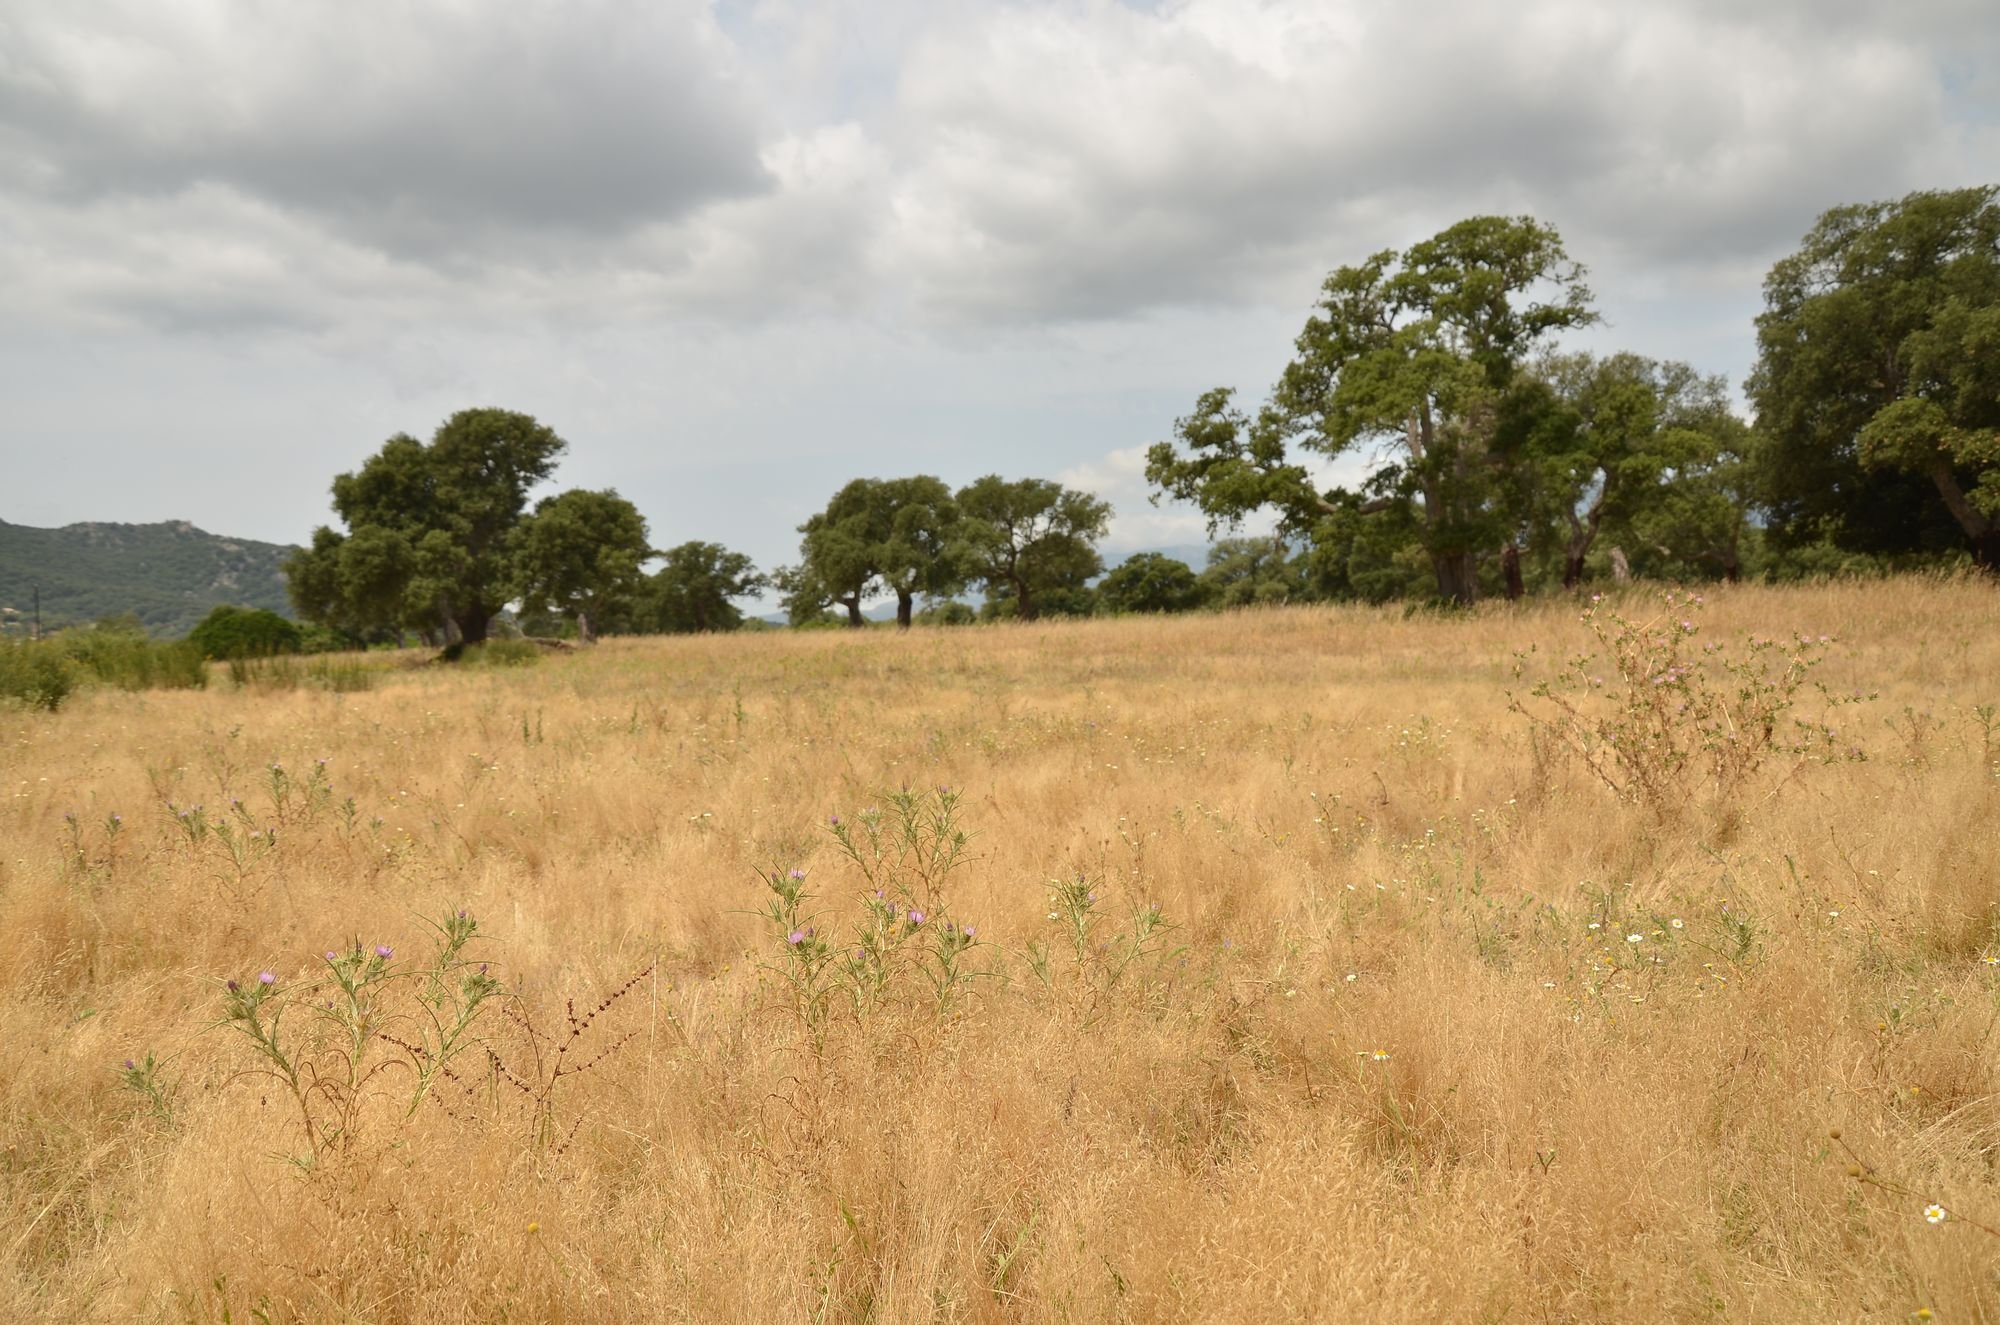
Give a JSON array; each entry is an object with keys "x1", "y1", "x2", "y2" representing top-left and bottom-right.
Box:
[
  {"x1": 287, "y1": 409, "x2": 568, "y2": 645},
  {"x1": 508, "y1": 488, "x2": 653, "y2": 643},
  {"x1": 1148, "y1": 215, "x2": 1597, "y2": 604},
  {"x1": 1751, "y1": 185, "x2": 2000, "y2": 567},
  {"x1": 644, "y1": 542, "x2": 766, "y2": 634},
  {"x1": 954, "y1": 476, "x2": 1110, "y2": 621}
]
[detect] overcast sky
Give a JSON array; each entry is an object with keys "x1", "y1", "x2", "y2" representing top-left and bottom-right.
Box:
[{"x1": 4, "y1": 0, "x2": 1997, "y2": 588}]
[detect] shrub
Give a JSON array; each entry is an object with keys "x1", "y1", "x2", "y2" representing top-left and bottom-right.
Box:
[
  {"x1": 0, "y1": 641, "x2": 79, "y2": 711},
  {"x1": 1511, "y1": 589, "x2": 1870, "y2": 808},
  {"x1": 188, "y1": 605, "x2": 303, "y2": 660}
]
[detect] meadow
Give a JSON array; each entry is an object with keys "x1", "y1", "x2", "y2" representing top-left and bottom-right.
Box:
[{"x1": 3, "y1": 576, "x2": 1996, "y2": 1322}]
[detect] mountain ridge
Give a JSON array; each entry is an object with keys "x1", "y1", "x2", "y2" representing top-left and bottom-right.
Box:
[{"x1": 0, "y1": 516, "x2": 299, "y2": 638}]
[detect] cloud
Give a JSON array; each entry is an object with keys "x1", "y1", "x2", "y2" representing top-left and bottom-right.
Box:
[
  {"x1": 0, "y1": 0, "x2": 769, "y2": 254},
  {"x1": 884, "y1": 0, "x2": 1982, "y2": 324}
]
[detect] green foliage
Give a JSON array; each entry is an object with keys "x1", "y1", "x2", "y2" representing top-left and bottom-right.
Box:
[
  {"x1": 954, "y1": 475, "x2": 1110, "y2": 621},
  {"x1": 1751, "y1": 185, "x2": 2000, "y2": 567},
  {"x1": 1099, "y1": 552, "x2": 1207, "y2": 614},
  {"x1": 914, "y1": 600, "x2": 978, "y2": 626},
  {"x1": 226, "y1": 653, "x2": 376, "y2": 693},
  {"x1": 781, "y1": 476, "x2": 964, "y2": 628},
  {"x1": 1518, "y1": 353, "x2": 1753, "y2": 587},
  {"x1": 288, "y1": 408, "x2": 568, "y2": 646},
  {"x1": 0, "y1": 640, "x2": 79, "y2": 710},
  {"x1": 455, "y1": 638, "x2": 543, "y2": 668},
  {"x1": 188, "y1": 604, "x2": 304, "y2": 660},
  {"x1": 0, "y1": 517, "x2": 297, "y2": 638},
  {"x1": 1200, "y1": 538, "x2": 1306, "y2": 607},
  {"x1": 641, "y1": 541, "x2": 765, "y2": 633},
  {"x1": 508, "y1": 487, "x2": 652, "y2": 643},
  {"x1": 1149, "y1": 215, "x2": 1597, "y2": 604}
]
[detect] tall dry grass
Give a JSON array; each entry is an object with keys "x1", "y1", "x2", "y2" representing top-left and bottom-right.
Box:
[{"x1": 1, "y1": 576, "x2": 1995, "y2": 1322}]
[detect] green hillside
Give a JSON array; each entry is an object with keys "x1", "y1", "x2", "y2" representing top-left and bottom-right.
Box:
[{"x1": 0, "y1": 518, "x2": 298, "y2": 638}]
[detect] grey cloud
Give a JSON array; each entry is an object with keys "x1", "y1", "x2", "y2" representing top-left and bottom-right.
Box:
[
  {"x1": 0, "y1": 0, "x2": 771, "y2": 257},
  {"x1": 887, "y1": 0, "x2": 1981, "y2": 323}
]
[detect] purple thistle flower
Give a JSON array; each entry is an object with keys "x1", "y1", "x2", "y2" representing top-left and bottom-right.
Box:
[
  {"x1": 258, "y1": 971, "x2": 275, "y2": 986},
  {"x1": 829, "y1": 814, "x2": 841, "y2": 826},
  {"x1": 962, "y1": 925, "x2": 975, "y2": 938},
  {"x1": 226, "y1": 980, "x2": 240, "y2": 993},
  {"x1": 787, "y1": 930, "x2": 805, "y2": 945},
  {"x1": 123, "y1": 1058, "x2": 136, "y2": 1071},
  {"x1": 908, "y1": 910, "x2": 926, "y2": 927},
  {"x1": 788, "y1": 868, "x2": 806, "y2": 881},
  {"x1": 374, "y1": 944, "x2": 393, "y2": 959}
]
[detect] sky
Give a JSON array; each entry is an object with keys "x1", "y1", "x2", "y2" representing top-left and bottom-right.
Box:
[{"x1": 3, "y1": 0, "x2": 1998, "y2": 594}]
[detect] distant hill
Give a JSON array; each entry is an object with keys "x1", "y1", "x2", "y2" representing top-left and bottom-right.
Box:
[{"x1": 0, "y1": 518, "x2": 299, "y2": 638}]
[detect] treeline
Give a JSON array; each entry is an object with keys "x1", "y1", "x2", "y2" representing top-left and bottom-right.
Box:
[{"x1": 270, "y1": 185, "x2": 1996, "y2": 647}]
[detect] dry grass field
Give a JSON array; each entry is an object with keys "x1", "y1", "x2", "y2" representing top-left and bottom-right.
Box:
[{"x1": 3, "y1": 576, "x2": 1997, "y2": 1322}]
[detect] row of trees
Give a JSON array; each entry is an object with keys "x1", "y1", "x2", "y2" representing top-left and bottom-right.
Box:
[
  {"x1": 776, "y1": 476, "x2": 1110, "y2": 626},
  {"x1": 285, "y1": 410, "x2": 762, "y2": 646},
  {"x1": 1145, "y1": 186, "x2": 1999, "y2": 605},
  {"x1": 284, "y1": 185, "x2": 1997, "y2": 644}
]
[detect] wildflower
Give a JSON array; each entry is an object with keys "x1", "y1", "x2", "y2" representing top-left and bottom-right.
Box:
[
  {"x1": 1627, "y1": 933, "x2": 1644, "y2": 944},
  {"x1": 962, "y1": 926, "x2": 976, "y2": 938},
  {"x1": 1670, "y1": 918, "x2": 1684, "y2": 929},
  {"x1": 1588, "y1": 922, "x2": 1600, "y2": 931},
  {"x1": 1983, "y1": 955, "x2": 1999, "y2": 967},
  {"x1": 828, "y1": 814, "x2": 840, "y2": 826},
  {"x1": 325, "y1": 951, "x2": 338, "y2": 961},
  {"x1": 1370, "y1": 1050, "x2": 1391, "y2": 1062},
  {"x1": 787, "y1": 930, "x2": 805, "y2": 945},
  {"x1": 226, "y1": 980, "x2": 240, "y2": 993},
  {"x1": 258, "y1": 971, "x2": 275, "y2": 986},
  {"x1": 374, "y1": 944, "x2": 393, "y2": 959},
  {"x1": 1345, "y1": 972, "x2": 1357, "y2": 982},
  {"x1": 788, "y1": 868, "x2": 806, "y2": 881},
  {"x1": 1924, "y1": 1204, "x2": 1948, "y2": 1225},
  {"x1": 123, "y1": 1058, "x2": 136, "y2": 1071},
  {"x1": 908, "y1": 911, "x2": 926, "y2": 927},
  {"x1": 1047, "y1": 911, "x2": 1060, "y2": 921}
]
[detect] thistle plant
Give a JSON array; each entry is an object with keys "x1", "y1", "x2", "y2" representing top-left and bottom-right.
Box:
[
  {"x1": 1025, "y1": 873, "x2": 1182, "y2": 1024},
  {"x1": 756, "y1": 788, "x2": 986, "y2": 1036},
  {"x1": 217, "y1": 908, "x2": 500, "y2": 1170},
  {"x1": 827, "y1": 785, "x2": 971, "y2": 914},
  {"x1": 117, "y1": 1051, "x2": 176, "y2": 1127},
  {"x1": 1511, "y1": 590, "x2": 1871, "y2": 808}
]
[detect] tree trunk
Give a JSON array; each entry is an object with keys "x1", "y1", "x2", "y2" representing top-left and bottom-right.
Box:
[
  {"x1": 1562, "y1": 550, "x2": 1587, "y2": 591},
  {"x1": 1973, "y1": 529, "x2": 2000, "y2": 574},
  {"x1": 1430, "y1": 551, "x2": 1479, "y2": 606},
  {"x1": 896, "y1": 591, "x2": 914, "y2": 629},
  {"x1": 839, "y1": 596, "x2": 864, "y2": 628},
  {"x1": 1500, "y1": 543, "x2": 1524, "y2": 602},
  {"x1": 456, "y1": 609, "x2": 490, "y2": 646},
  {"x1": 1930, "y1": 459, "x2": 1996, "y2": 550},
  {"x1": 1015, "y1": 577, "x2": 1036, "y2": 621},
  {"x1": 1608, "y1": 547, "x2": 1632, "y2": 583},
  {"x1": 576, "y1": 610, "x2": 595, "y2": 645}
]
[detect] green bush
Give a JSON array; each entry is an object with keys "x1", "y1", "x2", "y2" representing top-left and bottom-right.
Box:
[
  {"x1": 59, "y1": 631, "x2": 207, "y2": 691},
  {"x1": 0, "y1": 641, "x2": 80, "y2": 711},
  {"x1": 228, "y1": 653, "x2": 377, "y2": 693},
  {"x1": 189, "y1": 605, "x2": 304, "y2": 660},
  {"x1": 457, "y1": 639, "x2": 541, "y2": 667}
]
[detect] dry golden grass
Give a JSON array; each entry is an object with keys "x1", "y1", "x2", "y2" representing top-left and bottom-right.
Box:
[{"x1": 2, "y1": 576, "x2": 1997, "y2": 1322}]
